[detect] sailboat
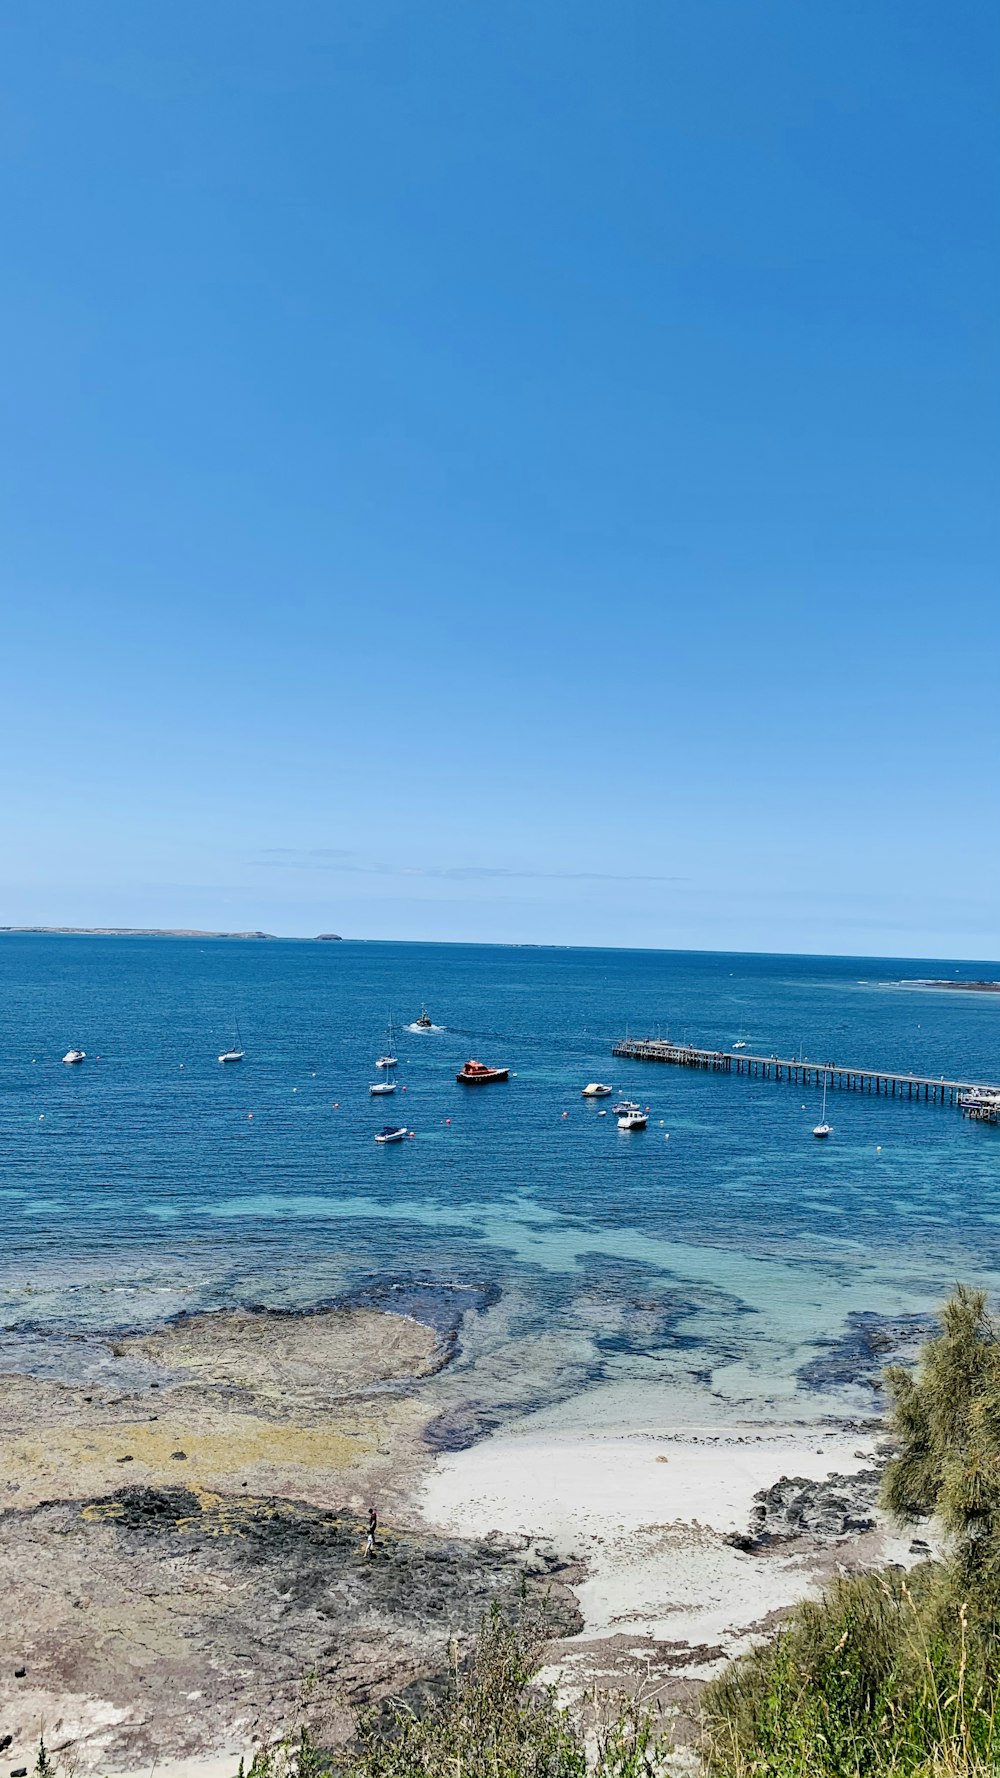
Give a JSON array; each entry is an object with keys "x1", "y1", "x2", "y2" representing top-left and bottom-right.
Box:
[
  {"x1": 218, "y1": 1017, "x2": 245, "y2": 1064},
  {"x1": 375, "y1": 1015, "x2": 398, "y2": 1071},
  {"x1": 813, "y1": 1072, "x2": 832, "y2": 1138}
]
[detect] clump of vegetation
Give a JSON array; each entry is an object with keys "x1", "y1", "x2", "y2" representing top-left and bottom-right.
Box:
[
  {"x1": 883, "y1": 1285, "x2": 1000, "y2": 1610},
  {"x1": 701, "y1": 1284, "x2": 1000, "y2": 1776},
  {"x1": 241, "y1": 1605, "x2": 668, "y2": 1778}
]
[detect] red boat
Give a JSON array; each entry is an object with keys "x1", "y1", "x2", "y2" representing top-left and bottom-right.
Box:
[{"x1": 456, "y1": 1059, "x2": 509, "y2": 1084}]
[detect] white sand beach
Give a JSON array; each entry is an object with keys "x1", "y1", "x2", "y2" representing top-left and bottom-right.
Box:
[{"x1": 416, "y1": 1412, "x2": 914, "y2": 1663}]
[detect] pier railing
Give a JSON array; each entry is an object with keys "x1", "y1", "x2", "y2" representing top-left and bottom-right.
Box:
[{"x1": 610, "y1": 1038, "x2": 1000, "y2": 1118}]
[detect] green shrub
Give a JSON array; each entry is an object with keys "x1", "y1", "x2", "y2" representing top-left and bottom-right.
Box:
[{"x1": 884, "y1": 1286, "x2": 1000, "y2": 1610}]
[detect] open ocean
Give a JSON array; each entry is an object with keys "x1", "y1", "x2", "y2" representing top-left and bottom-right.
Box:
[{"x1": 2, "y1": 935, "x2": 999, "y2": 1427}]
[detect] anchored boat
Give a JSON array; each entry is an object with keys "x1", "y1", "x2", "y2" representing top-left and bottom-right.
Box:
[
  {"x1": 456, "y1": 1059, "x2": 509, "y2": 1084},
  {"x1": 375, "y1": 1017, "x2": 398, "y2": 1070},
  {"x1": 218, "y1": 1018, "x2": 244, "y2": 1064},
  {"x1": 617, "y1": 1110, "x2": 648, "y2": 1130},
  {"x1": 581, "y1": 1082, "x2": 612, "y2": 1097},
  {"x1": 813, "y1": 1073, "x2": 832, "y2": 1138},
  {"x1": 62, "y1": 1048, "x2": 86, "y2": 1065},
  {"x1": 375, "y1": 1125, "x2": 408, "y2": 1144}
]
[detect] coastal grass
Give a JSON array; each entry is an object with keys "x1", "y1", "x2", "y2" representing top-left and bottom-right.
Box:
[{"x1": 702, "y1": 1566, "x2": 1000, "y2": 1776}]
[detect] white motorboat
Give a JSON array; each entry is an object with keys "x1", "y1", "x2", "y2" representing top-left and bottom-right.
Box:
[
  {"x1": 611, "y1": 1099, "x2": 640, "y2": 1115},
  {"x1": 581, "y1": 1082, "x2": 612, "y2": 1097},
  {"x1": 813, "y1": 1073, "x2": 832, "y2": 1138},
  {"x1": 375, "y1": 1125, "x2": 408, "y2": 1144},
  {"x1": 62, "y1": 1048, "x2": 86, "y2": 1065},
  {"x1": 618, "y1": 1110, "x2": 648, "y2": 1130},
  {"x1": 370, "y1": 1080, "x2": 397, "y2": 1096}
]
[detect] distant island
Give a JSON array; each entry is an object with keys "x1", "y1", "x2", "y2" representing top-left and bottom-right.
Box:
[
  {"x1": 0, "y1": 926, "x2": 277, "y2": 940},
  {"x1": 315, "y1": 932, "x2": 343, "y2": 940}
]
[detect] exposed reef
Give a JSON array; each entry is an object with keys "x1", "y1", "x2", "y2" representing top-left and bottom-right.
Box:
[{"x1": 0, "y1": 1485, "x2": 580, "y2": 1773}]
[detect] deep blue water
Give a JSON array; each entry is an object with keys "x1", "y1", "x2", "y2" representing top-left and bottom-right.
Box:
[{"x1": 2, "y1": 936, "x2": 999, "y2": 1420}]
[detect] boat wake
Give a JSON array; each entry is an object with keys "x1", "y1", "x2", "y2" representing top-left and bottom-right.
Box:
[{"x1": 404, "y1": 1021, "x2": 446, "y2": 1033}]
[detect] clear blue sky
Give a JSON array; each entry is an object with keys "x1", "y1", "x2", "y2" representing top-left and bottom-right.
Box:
[{"x1": 2, "y1": 3, "x2": 997, "y2": 955}]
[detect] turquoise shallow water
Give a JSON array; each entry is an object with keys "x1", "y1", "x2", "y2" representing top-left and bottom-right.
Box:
[{"x1": 2, "y1": 936, "x2": 999, "y2": 1422}]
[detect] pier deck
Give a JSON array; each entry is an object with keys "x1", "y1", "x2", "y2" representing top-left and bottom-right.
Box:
[{"x1": 610, "y1": 1038, "x2": 1000, "y2": 1116}]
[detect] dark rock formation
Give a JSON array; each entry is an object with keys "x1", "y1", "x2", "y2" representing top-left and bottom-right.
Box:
[{"x1": 727, "y1": 1468, "x2": 883, "y2": 1551}]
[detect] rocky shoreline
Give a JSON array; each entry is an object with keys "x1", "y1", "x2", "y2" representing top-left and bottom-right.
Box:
[
  {"x1": 1, "y1": 1484, "x2": 580, "y2": 1773},
  {"x1": 0, "y1": 1295, "x2": 930, "y2": 1776}
]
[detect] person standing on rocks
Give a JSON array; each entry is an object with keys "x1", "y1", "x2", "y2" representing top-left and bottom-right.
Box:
[{"x1": 364, "y1": 1505, "x2": 377, "y2": 1557}]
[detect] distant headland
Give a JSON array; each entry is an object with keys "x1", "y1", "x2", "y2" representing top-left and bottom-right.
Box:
[
  {"x1": 0, "y1": 926, "x2": 279, "y2": 939},
  {"x1": 0, "y1": 927, "x2": 345, "y2": 940}
]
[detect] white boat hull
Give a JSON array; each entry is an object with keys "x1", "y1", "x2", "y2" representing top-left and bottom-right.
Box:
[{"x1": 62, "y1": 1049, "x2": 86, "y2": 1064}]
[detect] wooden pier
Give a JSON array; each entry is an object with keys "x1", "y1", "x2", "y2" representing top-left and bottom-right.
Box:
[{"x1": 610, "y1": 1038, "x2": 1000, "y2": 1117}]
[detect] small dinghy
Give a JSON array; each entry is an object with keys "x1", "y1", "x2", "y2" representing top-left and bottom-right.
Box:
[
  {"x1": 375, "y1": 1125, "x2": 408, "y2": 1144},
  {"x1": 62, "y1": 1048, "x2": 86, "y2": 1065}
]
